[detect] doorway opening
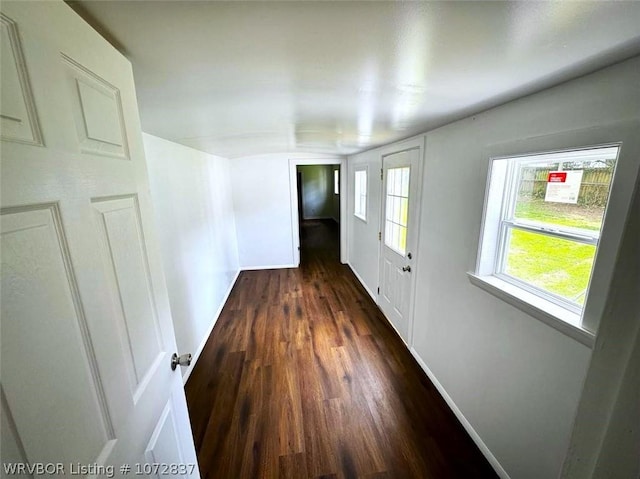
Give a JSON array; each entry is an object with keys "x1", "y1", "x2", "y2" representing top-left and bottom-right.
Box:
[
  {"x1": 289, "y1": 158, "x2": 346, "y2": 267},
  {"x1": 296, "y1": 164, "x2": 341, "y2": 265}
]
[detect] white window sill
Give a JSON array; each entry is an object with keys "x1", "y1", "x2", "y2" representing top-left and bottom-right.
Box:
[
  {"x1": 467, "y1": 273, "x2": 595, "y2": 348},
  {"x1": 354, "y1": 213, "x2": 367, "y2": 223}
]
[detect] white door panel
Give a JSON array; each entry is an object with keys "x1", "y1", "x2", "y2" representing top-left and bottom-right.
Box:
[
  {"x1": 1, "y1": 390, "x2": 28, "y2": 474},
  {"x1": 1, "y1": 205, "x2": 113, "y2": 466},
  {"x1": 379, "y1": 147, "x2": 422, "y2": 344},
  {"x1": 92, "y1": 195, "x2": 165, "y2": 393},
  {"x1": 0, "y1": 14, "x2": 42, "y2": 145},
  {"x1": 0, "y1": 2, "x2": 198, "y2": 476},
  {"x1": 145, "y1": 396, "x2": 190, "y2": 479},
  {"x1": 62, "y1": 54, "x2": 131, "y2": 160}
]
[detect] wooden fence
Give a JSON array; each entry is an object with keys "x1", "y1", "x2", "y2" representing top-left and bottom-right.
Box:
[{"x1": 518, "y1": 168, "x2": 612, "y2": 207}]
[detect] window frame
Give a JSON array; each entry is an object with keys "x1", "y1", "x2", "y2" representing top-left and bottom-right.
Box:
[
  {"x1": 353, "y1": 167, "x2": 368, "y2": 222},
  {"x1": 469, "y1": 136, "x2": 634, "y2": 348},
  {"x1": 491, "y1": 150, "x2": 615, "y2": 315},
  {"x1": 334, "y1": 169, "x2": 340, "y2": 195}
]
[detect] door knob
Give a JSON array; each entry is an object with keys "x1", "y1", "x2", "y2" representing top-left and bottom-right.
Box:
[
  {"x1": 402, "y1": 265, "x2": 411, "y2": 272},
  {"x1": 171, "y1": 353, "x2": 192, "y2": 371}
]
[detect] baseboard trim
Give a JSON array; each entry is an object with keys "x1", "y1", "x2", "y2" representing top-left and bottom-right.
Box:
[
  {"x1": 345, "y1": 260, "x2": 508, "y2": 478},
  {"x1": 182, "y1": 268, "x2": 241, "y2": 385},
  {"x1": 409, "y1": 347, "x2": 510, "y2": 479},
  {"x1": 347, "y1": 262, "x2": 377, "y2": 302},
  {"x1": 241, "y1": 264, "x2": 297, "y2": 271}
]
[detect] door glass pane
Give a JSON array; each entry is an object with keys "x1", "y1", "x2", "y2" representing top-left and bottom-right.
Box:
[
  {"x1": 400, "y1": 198, "x2": 408, "y2": 227},
  {"x1": 387, "y1": 169, "x2": 395, "y2": 194},
  {"x1": 384, "y1": 166, "x2": 410, "y2": 255},
  {"x1": 393, "y1": 197, "x2": 400, "y2": 224},
  {"x1": 401, "y1": 168, "x2": 410, "y2": 196}
]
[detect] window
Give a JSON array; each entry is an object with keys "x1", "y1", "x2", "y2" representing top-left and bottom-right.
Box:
[
  {"x1": 354, "y1": 169, "x2": 367, "y2": 220},
  {"x1": 474, "y1": 145, "x2": 618, "y2": 322},
  {"x1": 384, "y1": 167, "x2": 410, "y2": 255},
  {"x1": 334, "y1": 169, "x2": 339, "y2": 195}
]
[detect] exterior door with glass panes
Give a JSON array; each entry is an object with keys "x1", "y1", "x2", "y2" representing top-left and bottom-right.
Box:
[{"x1": 379, "y1": 148, "x2": 422, "y2": 344}]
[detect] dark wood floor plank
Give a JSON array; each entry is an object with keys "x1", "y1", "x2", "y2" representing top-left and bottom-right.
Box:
[
  {"x1": 301, "y1": 397, "x2": 340, "y2": 478},
  {"x1": 279, "y1": 452, "x2": 308, "y2": 479},
  {"x1": 275, "y1": 341, "x2": 306, "y2": 456},
  {"x1": 185, "y1": 219, "x2": 497, "y2": 478},
  {"x1": 193, "y1": 350, "x2": 246, "y2": 477}
]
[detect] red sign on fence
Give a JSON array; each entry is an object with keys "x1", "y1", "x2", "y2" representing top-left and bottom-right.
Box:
[
  {"x1": 545, "y1": 170, "x2": 583, "y2": 204},
  {"x1": 548, "y1": 172, "x2": 567, "y2": 183}
]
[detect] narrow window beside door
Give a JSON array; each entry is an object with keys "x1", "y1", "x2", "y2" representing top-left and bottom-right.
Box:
[{"x1": 354, "y1": 169, "x2": 367, "y2": 221}]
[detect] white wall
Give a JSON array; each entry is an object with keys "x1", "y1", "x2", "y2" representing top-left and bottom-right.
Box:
[
  {"x1": 144, "y1": 133, "x2": 239, "y2": 379},
  {"x1": 230, "y1": 153, "x2": 297, "y2": 269},
  {"x1": 346, "y1": 57, "x2": 640, "y2": 479},
  {"x1": 347, "y1": 151, "x2": 381, "y2": 300},
  {"x1": 561, "y1": 171, "x2": 640, "y2": 479},
  {"x1": 230, "y1": 153, "x2": 343, "y2": 269}
]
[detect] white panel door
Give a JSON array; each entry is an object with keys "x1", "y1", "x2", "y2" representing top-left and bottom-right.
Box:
[
  {"x1": 0, "y1": 2, "x2": 198, "y2": 477},
  {"x1": 379, "y1": 148, "x2": 422, "y2": 344}
]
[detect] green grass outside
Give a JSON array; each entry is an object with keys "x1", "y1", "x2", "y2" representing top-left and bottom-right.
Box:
[{"x1": 505, "y1": 199, "x2": 604, "y2": 304}]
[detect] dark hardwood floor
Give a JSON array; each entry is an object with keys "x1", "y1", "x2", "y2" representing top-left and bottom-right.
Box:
[{"x1": 185, "y1": 219, "x2": 497, "y2": 478}]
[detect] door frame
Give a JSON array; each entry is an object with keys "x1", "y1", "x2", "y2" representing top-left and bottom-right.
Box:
[
  {"x1": 377, "y1": 136, "x2": 426, "y2": 347},
  {"x1": 289, "y1": 157, "x2": 347, "y2": 266}
]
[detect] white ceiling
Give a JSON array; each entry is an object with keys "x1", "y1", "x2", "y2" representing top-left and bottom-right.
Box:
[{"x1": 69, "y1": 1, "x2": 640, "y2": 159}]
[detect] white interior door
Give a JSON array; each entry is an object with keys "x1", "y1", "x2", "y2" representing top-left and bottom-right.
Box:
[
  {"x1": 0, "y1": 2, "x2": 198, "y2": 477},
  {"x1": 379, "y1": 147, "x2": 422, "y2": 344}
]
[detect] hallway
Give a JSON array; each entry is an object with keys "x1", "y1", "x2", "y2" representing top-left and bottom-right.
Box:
[{"x1": 185, "y1": 220, "x2": 496, "y2": 478}]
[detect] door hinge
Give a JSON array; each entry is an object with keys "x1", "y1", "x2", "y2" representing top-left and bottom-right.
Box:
[
  {"x1": 377, "y1": 287, "x2": 380, "y2": 294},
  {"x1": 380, "y1": 168, "x2": 383, "y2": 180},
  {"x1": 378, "y1": 231, "x2": 381, "y2": 241}
]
